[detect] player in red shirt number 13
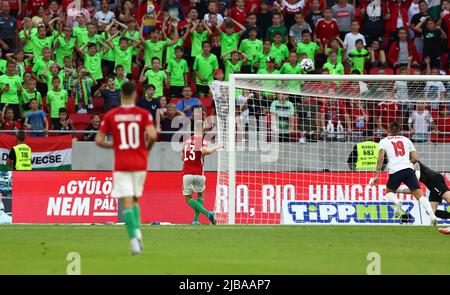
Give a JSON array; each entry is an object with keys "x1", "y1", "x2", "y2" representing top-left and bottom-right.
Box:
[{"x1": 182, "y1": 121, "x2": 223, "y2": 225}]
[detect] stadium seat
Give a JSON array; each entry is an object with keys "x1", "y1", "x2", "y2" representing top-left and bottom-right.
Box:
[
  {"x1": 131, "y1": 64, "x2": 140, "y2": 82},
  {"x1": 41, "y1": 96, "x2": 48, "y2": 113},
  {"x1": 384, "y1": 68, "x2": 394, "y2": 75},
  {"x1": 67, "y1": 97, "x2": 76, "y2": 114},
  {"x1": 170, "y1": 98, "x2": 183, "y2": 106},
  {"x1": 92, "y1": 97, "x2": 105, "y2": 113},
  {"x1": 201, "y1": 97, "x2": 213, "y2": 115},
  {"x1": 71, "y1": 113, "x2": 92, "y2": 131}
]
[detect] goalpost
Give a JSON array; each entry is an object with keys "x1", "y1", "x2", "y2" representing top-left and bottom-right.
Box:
[{"x1": 211, "y1": 74, "x2": 450, "y2": 225}]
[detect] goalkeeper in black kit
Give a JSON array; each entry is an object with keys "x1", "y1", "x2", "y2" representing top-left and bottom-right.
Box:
[{"x1": 396, "y1": 161, "x2": 450, "y2": 231}]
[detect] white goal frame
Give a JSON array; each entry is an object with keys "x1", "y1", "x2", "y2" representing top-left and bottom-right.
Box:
[{"x1": 224, "y1": 74, "x2": 450, "y2": 225}]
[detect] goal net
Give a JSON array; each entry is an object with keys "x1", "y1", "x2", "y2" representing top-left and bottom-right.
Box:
[{"x1": 211, "y1": 74, "x2": 450, "y2": 225}]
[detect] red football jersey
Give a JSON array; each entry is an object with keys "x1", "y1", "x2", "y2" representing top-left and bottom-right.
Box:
[
  {"x1": 320, "y1": 100, "x2": 348, "y2": 125},
  {"x1": 182, "y1": 135, "x2": 207, "y2": 176},
  {"x1": 229, "y1": 6, "x2": 248, "y2": 25},
  {"x1": 375, "y1": 102, "x2": 401, "y2": 130},
  {"x1": 99, "y1": 105, "x2": 154, "y2": 171},
  {"x1": 313, "y1": 18, "x2": 340, "y2": 47}
]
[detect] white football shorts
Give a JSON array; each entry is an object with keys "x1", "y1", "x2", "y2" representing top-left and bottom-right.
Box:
[
  {"x1": 182, "y1": 174, "x2": 206, "y2": 196},
  {"x1": 112, "y1": 171, "x2": 147, "y2": 198}
]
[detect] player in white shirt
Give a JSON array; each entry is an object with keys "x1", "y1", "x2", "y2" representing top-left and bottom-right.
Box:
[{"x1": 372, "y1": 121, "x2": 437, "y2": 225}]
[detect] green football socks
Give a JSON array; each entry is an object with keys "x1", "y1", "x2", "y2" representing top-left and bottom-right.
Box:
[
  {"x1": 188, "y1": 198, "x2": 209, "y2": 216},
  {"x1": 193, "y1": 198, "x2": 205, "y2": 222},
  {"x1": 133, "y1": 203, "x2": 141, "y2": 229},
  {"x1": 123, "y1": 208, "x2": 137, "y2": 239}
]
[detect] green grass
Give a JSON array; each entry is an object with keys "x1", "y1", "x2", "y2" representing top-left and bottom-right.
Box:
[{"x1": 0, "y1": 225, "x2": 449, "y2": 274}]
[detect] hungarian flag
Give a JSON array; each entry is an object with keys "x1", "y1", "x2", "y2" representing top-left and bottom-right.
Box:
[{"x1": 0, "y1": 134, "x2": 72, "y2": 170}]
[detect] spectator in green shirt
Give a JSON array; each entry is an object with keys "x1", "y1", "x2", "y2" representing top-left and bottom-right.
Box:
[
  {"x1": 280, "y1": 51, "x2": 303, "y2": 92},
  {"x1": 47, "y1": 76, "x2": 68, "y2": 127},
  {"x1": 114, "y1": 65, "x2": 129, "y2": 90},
  {"x1": 79, "y1": 22, "x2": 104, "y2": 52},
  {"x1": 73, "y1": 66, "x2": 98, "y2": 112},
  {"x1": 348, "y1": 39, "x2": 369, "y2": 74},
  {"x1": 19, "y1": 17, "x2": 34, "y2": 55},
  {"x1": 221, "y1": 50, "x2": 248, "y2": 81},
  {"x1": 78, "y1": 39, "x2": 111, "y2": 95},
  {"x1": 167, "y1": 46, "x2": 189, "y2": 98},
  {"x1": 42, "y1": 63, "x2": 63, "y2": 91},
  {"x1": 140, "y1": 26, "x2": 179, "y2": 68},
  {"x1": 32, "y1": 47, "x2": 54, "y2": 97},
  {"x1": 323, "y1": 51, "x2": 345, "y2": 75},
  {"x1": 266, "y1": 12, "x2": 288, "y2": 43},
  {"x1": 296, "y1": 30, "x2": 321, "y2": 65},
  {"x1": 216, "y1": 18, "x2": 246, "y2": 59},
  {"x1": 139, "y1": 57, "x2": 168, "y2": 98},
  {"x1": 0, "y1": 60, "x2": 23, "y2": 119},
  {"x1": 102, "y1": 23, "x2": 121, "y2": 76},
  {"x1": 73, "y1": 14, "x2": 88, "y2": 48},
  {"x1": 325, "y1": 37, "x2": 346, "y2": 65},
  {"x1": 270, "y1": 93, "x2": 296, "y2": 142},
  {"x1": 257, "y1": 56, "x2": 281, "y2": 98},
  {"x1": 108, "y1": 36, "x2": 142, "y2": 75},
  {"x1": 59, "y1": 56, "x2": 77, "y2": 97},
  {"x1": 239, "y1": 27, "x2": 263, "y2": 70},
  {"x1": 28, "y1": 24, "x2": 54, "y2": 60},
  {"x1": 20, "y1": 78, "x2": 42, "y2": 116},
  {"x1": 193, "y1": 41, "x2": 219, "y2": 98},
  {"x1": 270, "y1": 32, "x2": 289, "y2": 67},
  {"x1": 252, "y1": 40, "x2": 272, "y2": 73},
  {"x1": 53, "y1": 25, "x2": 76, "y2": 67},
  {"x1": 190, "y1": 20, "x2": 213, "y2": 58}
]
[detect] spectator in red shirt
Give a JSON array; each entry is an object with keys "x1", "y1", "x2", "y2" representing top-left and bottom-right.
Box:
[
  {"x1": 25, "y1": 0, "x2": 47, "y2": 17},
  {"x1": 229, "y1": 0, "x2": 251, "y2": 26},
  {"x1": 3, "y1": 0, "x2": 22, "y2": 19},
  {"x1": 349, "y1": 100, "x2": 369, "y2": 140},
  {"x1": 340, "y1": 71, "x2": 370, "y2": 96},
  {"x1": 375, "y1": 97, "x2": 402, "y2": 135},
  {"x1": 387, "y1": 27, "x2": 421, "y2": 69},
  {"x1": 386, "y1": 0, "x2": 412, "y2": 44},
  {"x1": 319, "y1": 96, "x2": 352, "y2": 141},
  {"x1": 303, "y1": 0, "x2": 325, "y2": 16},
  {"x1": 432, "y1": 104, "x2": 450, "y2": 143},
  {"x1": 442, "y1": 7, "x2": 450, "y2": 69},
  {"x1": 303, "y1": 68, "x2": 337, "y2": 105},
  {"x1": 278, "y1": 0, "x2": 305, "y2": 31},
  {"x1": 314, "y1": 7, "x2": 340, "y2": 47},
  {"x1": 0, "y1": 105, "x2": 21, "y2": 130}
]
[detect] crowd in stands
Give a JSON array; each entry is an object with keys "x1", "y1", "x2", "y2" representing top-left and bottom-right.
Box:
[{"x1": 0, "y1": 0, "x2": 449, "y2": 142}]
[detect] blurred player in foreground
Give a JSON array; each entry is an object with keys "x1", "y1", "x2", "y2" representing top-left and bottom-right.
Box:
[
  {"x1": 371, "y1": 122, "x2": 437, "y2": 225},
  {"x1": 95, "y1": 82, "x2": 157, "y2": 255},
  {"x1": 182, "y1": 120, "x2": 223, "y2": 225}
]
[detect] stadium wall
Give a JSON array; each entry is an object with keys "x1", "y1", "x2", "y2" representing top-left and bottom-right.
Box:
[{"x1": 72, "y1": 142, "x2": 450, "y2": 172}]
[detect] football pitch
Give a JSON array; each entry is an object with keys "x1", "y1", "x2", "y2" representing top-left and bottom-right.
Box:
[{"x1": 0, "y1": 225, "x2": 449, "y2": 275}]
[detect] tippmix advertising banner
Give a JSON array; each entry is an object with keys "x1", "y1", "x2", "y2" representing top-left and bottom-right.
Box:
[{"x1": 0, "y1": 134, "x2": 72, "y2": 170}]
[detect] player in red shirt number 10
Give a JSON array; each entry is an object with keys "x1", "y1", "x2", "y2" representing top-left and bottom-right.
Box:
[
  {"x1": 95, "y1": 82, "x2": 157, "y2": 255},
  {"x1": 182, "y1": 121, "x2": 223, "y2": 225}
]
